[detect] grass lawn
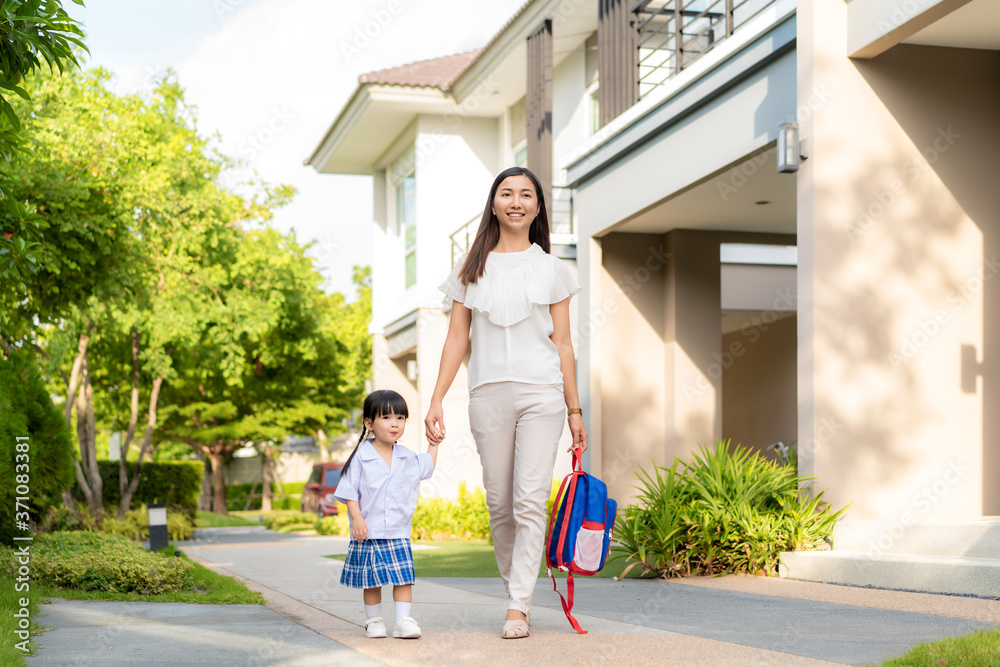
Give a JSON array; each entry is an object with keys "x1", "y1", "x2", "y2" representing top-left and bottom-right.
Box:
[
  {"x1": 878, "y1": 628, "x2": 1000, "y2": 666},
  {"x1": 195, "y1": 511, "x2": 260, "y2": 528},
  {"x1": 0, "y1": 571, "x2": 43, "y2": 666},
  {"x1": 327, "y1": 541, "x2": 652, "y2": 579}
]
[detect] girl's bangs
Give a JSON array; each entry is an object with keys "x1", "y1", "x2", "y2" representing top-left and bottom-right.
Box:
[{"x1": 370, "y1": 390, "x2": 409, "y2": 419}]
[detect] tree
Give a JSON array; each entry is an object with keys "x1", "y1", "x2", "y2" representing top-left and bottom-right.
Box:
[
  {"x1": 0, "y1": 0, "x2": 88, "y2": 276},
  {"x1": 158, "y1": 227, "x2": 350, "y2": 513}
]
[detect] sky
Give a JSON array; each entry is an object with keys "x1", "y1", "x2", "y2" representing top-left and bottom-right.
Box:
[{"x1": 66, "y1": 0, "x2": 525, "y2": 300}]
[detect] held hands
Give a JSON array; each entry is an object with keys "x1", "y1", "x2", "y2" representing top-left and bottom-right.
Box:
[
  {"x1": 351, "y1": 517, "x2": 368, "y2": 542},
  {"x1": 424, "y1": 402, "x2": 446, "y2": 445},
  {"x1": 568, "y1": 413, "x2": 588, "y2": 454}
]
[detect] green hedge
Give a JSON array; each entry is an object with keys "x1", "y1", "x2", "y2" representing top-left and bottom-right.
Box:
[
  {"x1": 79, "y1": 460, "x2": 202, "y2": 518},
  {"x1": 0, "y1": 354, "x2": 75, "y2": 545},
  {"x1": 0, "y1": 531, "x2": 191, "y2": 594},
  {"x1": 226, "y1": 482, "x2": 303, "y2": 512}
]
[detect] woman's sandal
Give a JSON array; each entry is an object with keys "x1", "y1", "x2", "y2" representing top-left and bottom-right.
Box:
[{"x1": 501, "y1": 612, "x2": 530, "y2": 639}]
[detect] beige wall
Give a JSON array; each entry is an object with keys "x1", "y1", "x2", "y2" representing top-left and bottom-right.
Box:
[
  {"x1": 722, "y1": 315, "x2": 797, "y2": 458},
  {"x1": 798, "y1": 0, "x2": 1000, "y2": 518}
]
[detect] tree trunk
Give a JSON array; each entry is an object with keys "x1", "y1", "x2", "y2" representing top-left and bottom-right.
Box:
[
  {"x1": 209, "y1": 449, "x2": 227, "y2": 514},
  {"x1": 194, "y1": 449, "x2": 212, "y2": 512},
  {"x1": 261, "y1": 446, "x2": 272, "y2": 513},
  {"x1": 118, "y1": 327, "x2": 142, "y2": 517},
  {"x1": 83, "y1": 355, "x2": 101, "y2": 513},
  {"x1": 64, "y1": 332, "x2": 90, "y2": 426},
  {"x1": 118, "y1": 374, "x2": 163, "y2": 518},
  {"x1": 317, "y1": 429, "x2": 329, "y2": 462}
]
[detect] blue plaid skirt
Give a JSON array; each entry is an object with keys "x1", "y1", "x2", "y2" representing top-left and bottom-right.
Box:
[{"x1": 340, "y1": 538, "x2": 415, "y2": 589}]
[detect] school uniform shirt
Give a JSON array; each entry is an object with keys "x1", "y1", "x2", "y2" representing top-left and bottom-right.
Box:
[
  {"x1": 333, "y1": 439, "x2": 434, "y2": 539},
  {"x1": 439, "y1": 243, "x2": 581, "y2": 391}
]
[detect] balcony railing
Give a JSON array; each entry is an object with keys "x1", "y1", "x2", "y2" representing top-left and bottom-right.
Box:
[
  {"x1": 449, "y1": 186, "x2": 575, "y2": 267},
  {"x1": 633, "y1": 0, "x2": 774, "y2": 99}
]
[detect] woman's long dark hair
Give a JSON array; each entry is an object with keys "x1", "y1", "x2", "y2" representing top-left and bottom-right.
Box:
[
  {"x1": 459, "y1": 166, "x2": 551, "y2": 285},
  {"x1": 340, "y1": 389, "x2": 409, "y2": 478}
]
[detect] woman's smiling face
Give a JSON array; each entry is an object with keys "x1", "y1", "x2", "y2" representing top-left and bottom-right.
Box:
[{"x1": 492, "y1": 174, "x2": 538, "y2": 234}]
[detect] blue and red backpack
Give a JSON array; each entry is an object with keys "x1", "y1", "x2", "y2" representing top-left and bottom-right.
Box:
[{"x1": 545, "y1": 452, "x2": 617, "y2": 634}]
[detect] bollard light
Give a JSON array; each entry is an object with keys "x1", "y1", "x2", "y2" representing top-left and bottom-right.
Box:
[{"x1": 148, "y1": 503, "x2": 168, "y2": 552}]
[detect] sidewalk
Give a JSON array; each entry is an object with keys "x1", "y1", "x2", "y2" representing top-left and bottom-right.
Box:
[{"x1": 27, "y1": 526, "x2": 1000, "y2": 666}]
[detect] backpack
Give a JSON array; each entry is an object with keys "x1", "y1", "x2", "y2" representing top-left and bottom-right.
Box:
[{"x1": 545, "y1": 452, "x2": 618, "y2": 634}]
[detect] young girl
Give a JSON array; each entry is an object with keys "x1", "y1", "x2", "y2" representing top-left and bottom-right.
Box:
[{"x1": 335, "y1": 389, "x2": 439, "y2": 639}]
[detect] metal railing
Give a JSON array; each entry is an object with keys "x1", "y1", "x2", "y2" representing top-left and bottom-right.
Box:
[
  {"x1": 633, "y1": 0, "x2": 775, "y2": 99},
  {"x1": 448, "y1": 186, "x2": 575, "y2": 267}
]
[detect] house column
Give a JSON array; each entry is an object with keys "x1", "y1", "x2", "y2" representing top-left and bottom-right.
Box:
[
  {"x1": 526, "y1": 19, "x2": 553, "y2": 213},
  {"x1": 664, "y1": 230, "x2": 723, "y2": 462}
]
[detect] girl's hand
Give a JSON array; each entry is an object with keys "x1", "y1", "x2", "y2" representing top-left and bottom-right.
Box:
[
  {"x1": 424, "y1": 402, "x2": 446, "y2": 445},
  {"x1": 351, "y1": 517, "x2": 368, "y2": 541},
  {"x1": 568, "y1": 414, "x2": 588, "y2": 454}
]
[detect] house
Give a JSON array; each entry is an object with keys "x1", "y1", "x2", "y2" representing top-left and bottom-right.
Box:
[{"x1": 309, "y1": 0, "x2": 1000, "y2": 595}]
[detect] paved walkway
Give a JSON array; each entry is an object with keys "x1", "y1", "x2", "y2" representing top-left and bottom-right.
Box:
[{"x1": 27, "y1": 526, "x2": 1000, "y2": 666}]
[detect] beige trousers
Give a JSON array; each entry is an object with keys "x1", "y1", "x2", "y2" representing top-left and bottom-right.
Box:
[{"x1": 469, "y1": 381, "x2": 565, "y2": 614}]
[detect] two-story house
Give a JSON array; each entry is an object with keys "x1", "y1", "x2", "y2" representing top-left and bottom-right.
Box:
[{"x1": 310, "y1": 0, "x2": 1000, "y2": 596}]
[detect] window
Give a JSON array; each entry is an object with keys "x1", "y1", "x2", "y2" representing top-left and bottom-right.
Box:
[
  {"x1": 397, "y1": 171, "x2": 416, "y2": 288},
  {"x1": 513, "y1": 140, "x2": 527, "y2": 168},
  {"x1": 323, "y1": 468, "x2": 341, "y2": 489}
]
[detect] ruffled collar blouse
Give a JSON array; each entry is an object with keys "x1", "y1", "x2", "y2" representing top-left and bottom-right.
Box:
[{"x1": 439, "y1": 243, "x2": 581, "y2": 391}]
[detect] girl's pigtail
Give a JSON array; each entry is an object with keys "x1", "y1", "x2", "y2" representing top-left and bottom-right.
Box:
[{"x1": 340, "y1": 427, "x2": 368, "y2": 478}]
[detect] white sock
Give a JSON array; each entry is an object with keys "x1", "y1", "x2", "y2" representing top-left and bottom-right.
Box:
[
  {"x1": 365, "y1": 604, "x2": 381, "y2": 620},
  {"x1": 394, "y1": 601, "x2": 411, "y2": 619}
]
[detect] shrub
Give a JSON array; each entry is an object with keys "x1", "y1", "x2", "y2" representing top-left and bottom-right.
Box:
[
  {"x1": 614, "y1": 440, "x2": 846, "y2": 578},
  {"x1": 0, "y1": 532, "x2": 191, "y2": 594},
  {"x1": 0, "y1": 354, "x2": 75, "y2": 544},
  {"x1": 226, "y1": 482, "x2": 303, "y2": 511},
  {"x1": 411, "y1": 482, "x2": 493, "y2": 541},
  {"x1": 261, "y1": 512, "x2": 317, "y2": 530},
  {"x1": 39, "y1": 503, "x2": 194, "y2": 541},
  {"x1": 316, "y1": 514, "x2": 349, "y2": 536},
  {"x1": 88, "y1": 460, "x2": 202, "y2": 518}
]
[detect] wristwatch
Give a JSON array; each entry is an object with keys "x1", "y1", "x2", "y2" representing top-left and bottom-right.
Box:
[{"x1": 567, "y1": 407, "x2": 583, "y2": 416}]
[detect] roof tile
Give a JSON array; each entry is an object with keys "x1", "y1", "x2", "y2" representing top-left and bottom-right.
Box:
[{"x1": 358, "y1": 49, "x2": 483, "y2": 89}]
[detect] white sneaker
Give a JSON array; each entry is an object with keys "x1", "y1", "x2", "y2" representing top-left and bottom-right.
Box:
[
  {"x1": 365, "y1": 616, "x2": 387, "y2": 639},
  {"x1": 393, "y1": 616, "x2": 422, "y2": 639}
]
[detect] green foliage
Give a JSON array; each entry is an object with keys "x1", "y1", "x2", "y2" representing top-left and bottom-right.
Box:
[
  {"x1": 39, "y1": 502, "x2": 194, "y2": 541},
  {"x1": 880, "y1": 629, "x2": 1000, "y2": 667},
  {"x1": 613, "y1": 440, "x2": 846, "y2": 578},
  {"x1": 411, "y1": 483, "x2": 492, "y2": 542},
  {"x1": 0, "y1": 353, "x2": 75, "y2": 543},
  {"x1": 261, "y1": 511, "x2": 317, "y2": 531},
  {"x1": 316, "y1": 514, "x2": 350, "y2": 536},
  {"x1": 0, "y1": 569, "x2": 41, "y2": 663},
  {"x1": 79, "y1": 460, "x2": 203, "y2": 518},
  {"x1": 225, "y1": 482, "x2": 302, "y2": 512},
  {"x1": 100, "y1": 504, "x2": 195, "y2": 542},
  {"x1": 0, "y1": 531, "x2": 191, "y2": 594}
]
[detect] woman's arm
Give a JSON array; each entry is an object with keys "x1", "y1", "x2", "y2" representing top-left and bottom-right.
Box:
[
  {"x1": 424, "y1": 303, "x2": 471, "y2": 444},
  {"x1": 550, "y1": 298, "x2": 588, "y2": 454}
]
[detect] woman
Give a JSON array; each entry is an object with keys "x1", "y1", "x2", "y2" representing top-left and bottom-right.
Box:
[{"x1": 424, "y1": 166, "x2": 588, "y2": 639}]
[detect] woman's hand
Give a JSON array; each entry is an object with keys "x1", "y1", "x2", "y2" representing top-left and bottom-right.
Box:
[
  {"x1": 424, "y1": 402, "x2": 446, "y2": 445},
  {"x1": 351, "y1": 517, "x2": 368, "y2": 542},
  {"x1": 568, "y1": 413, "x2": 588, "y2": 454}
]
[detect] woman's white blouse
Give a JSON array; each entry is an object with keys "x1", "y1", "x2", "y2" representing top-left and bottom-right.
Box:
[{"x1": 439, "y1": 243, "x2": 581, "y2": 391}]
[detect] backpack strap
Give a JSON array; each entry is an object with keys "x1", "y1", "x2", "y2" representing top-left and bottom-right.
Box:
[{"x1": 550, "y1": 571, "x2": 587, "y2": 634}]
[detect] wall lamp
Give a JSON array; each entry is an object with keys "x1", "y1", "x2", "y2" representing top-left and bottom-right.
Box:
[{"x1": 777, "y1": 122, "x2": 809, "y2": 173}]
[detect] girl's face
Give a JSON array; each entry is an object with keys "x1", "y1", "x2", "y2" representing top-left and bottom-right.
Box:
[
  {"x1": 365, "y1": 411, "x2": 406, "y2": 446},
  {"x1": 492, "y1": 174, "x2": 538, "y2": 236}
]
